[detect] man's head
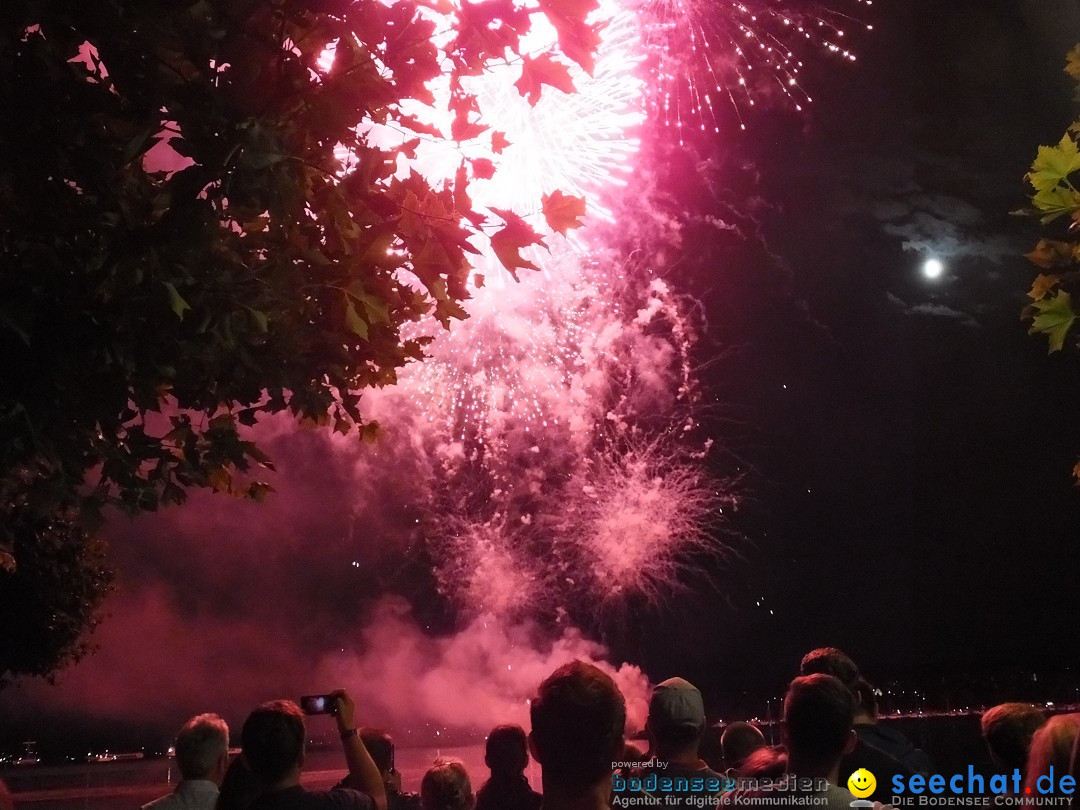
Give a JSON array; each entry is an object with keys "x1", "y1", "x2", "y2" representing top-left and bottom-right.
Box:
[
  {"x1": 647, "y1": 678, "x2": 706, "y2": 759},
  {"x1": 799, "y1": 648, "x2": 859, "y2": 687},
  {"x1": 421, "y1": 758, "x2": 474, "y2": 810},
  {"x1": 175, "y1": 713, "x2": 230, "y2": 783},
  {"x1": 981, "y1": 703, "x2": 1047, "y2": 774},
  {"x1": 241, "y1": 700, "x2": 306, "y2": 787},
  {"x1": 529, "y1": 661, "x2": 625, "y2": 797},
  {"x1": 720, "y1": 721, "x2": 765, "y2": 771},
  {"x1": 852, "y1": 677, "x2": 878, "y2": 721},
  {"x1": 782, "y1": 674, "x2": 856, "y2": 771},
  {"x1": 360, "y1": 728, "x2": 396, "y2": 778},
  {"x1": 485, "y1": 725, "x2": 529, "y2": 777}
]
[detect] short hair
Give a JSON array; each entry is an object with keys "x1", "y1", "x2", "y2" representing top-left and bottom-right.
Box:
[
  {"x1": 485, "y1": 725, "x2": 529, "y2": 775},
  {"x1": 530, "y1": 661, "x2": 625, "y2": 795},
  {"x1": 799, "y1": 648, "x2": 859, "y2": 686},
  {"x1": 738, "y1": 746, "x2": 787, "y2": 779},
  {"x1": 852, "y1": 677, "x2": 878, "y2": 718},
  {"x1": 421, "y1": 758, "x2": 474, "y2": 810},
  {"x1": 981, "y1": 703, "x2": 1047, "y2": 773},
  {"x1": 360, "y1": 728, "x2": 395, "y2": 775},
  {"x1": 783, "y1": 674, "x2": 854, "y2": 765},
  {"x1": 175, "y1": 713, "x2": 229, "y2": 780},
  {"x1": 241, "y1": 700, "x2": 306, "y2": 785},
  {"x1": 721, "y1": 721, "x2": 765, "y2": 770},
  {"x1": 1025, "y1": 714, "x2": 1080, "y2": 796}
]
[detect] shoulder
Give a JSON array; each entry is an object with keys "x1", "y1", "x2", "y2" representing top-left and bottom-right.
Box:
[
  {"x1": 253, "y1": 786, "x2": 376, "y2": 810},
  {"x1": 389, "y1": 789, "x2": 422, "y2": 810},
  {"x1": 142, "y1": 794, "x2": 177, "y2": 810},
  {"x1": 308, "y1": 787, "x2": 377, "y2": 809}
]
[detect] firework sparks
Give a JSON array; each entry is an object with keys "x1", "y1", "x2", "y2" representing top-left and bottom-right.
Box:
[
  {"x1": 638, "y1": 0, "x2": 872, "y2": 135},
  {"x1": 344, "y1": 0, "x2": 867, "y2": 617}
]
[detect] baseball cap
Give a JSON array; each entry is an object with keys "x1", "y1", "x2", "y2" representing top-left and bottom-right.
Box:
[{"x1": 649, "y1": 678, "x2": 705, "y2": 729}]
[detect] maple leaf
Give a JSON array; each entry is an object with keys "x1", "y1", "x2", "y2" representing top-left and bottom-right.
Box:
[
  {"x1": 1029, "y1": 273, "x2": 1062, "y2": 301},
  {"x1": 451, "y1": 110, "x2": 490, "y2": 142},
  {"x1": 1066, "y1": 44, "x2": 1080, "y2": 80},
  {"x1": 470, "y1": 157, "x2": 496, "y2": 179},
  {"x1": 489, "y1": 208, "x2": 544, "y2": 279},
  {"x1": 514, "y1": 54, "x2": 576, "y2": 105},
  {"x1": 1029, "y1": 135, "x2": 1080, "y2": 192},
  {"x1": 1033, "y1": 185, "x2": 1080, "y2": 223},
  {"x1": 449, "y1": 90, "x2": 489, "y2": 141},
  {"x1": 491, "y1": 131, "x2": 510, "y2": 154},
  {"x1": 541, "y1": 189, "x2": 587, "y2": 234},
  {"x1": 1027, "y1": 291, "x2": 1077, "y2": 352},
  {"x1": 543, "y1": 13, "x2": 602, "y2": 75},
  {"x1": 454, "y1": 163, "x2": 471, "y2": 214},
  {"x1": 399, "y1": 113, "x2": 445, "y2": 139},
  {"x1": 1026, "y1": 239, "x2": 1074, "y2": 269},
  {"x1": 538, "y1": 0, "x2": 601, "y2": 68}
]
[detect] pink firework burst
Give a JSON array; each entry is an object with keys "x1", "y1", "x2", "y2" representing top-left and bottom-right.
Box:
[{"x1": 638, "y1": 0, "x2": 873, "y2": 136}]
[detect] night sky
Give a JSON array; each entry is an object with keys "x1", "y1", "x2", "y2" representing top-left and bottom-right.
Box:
[
  {"x1": 5, "y1": 0, "x2": 1080, "y2": 750},
  {"x1": 636, "y1": 0, "x2": 1080, "y2": 706}
]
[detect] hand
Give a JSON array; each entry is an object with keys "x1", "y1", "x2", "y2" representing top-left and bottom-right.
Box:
[{"x1": 330, "y1": 689, "x2": 356, "y2": 733}]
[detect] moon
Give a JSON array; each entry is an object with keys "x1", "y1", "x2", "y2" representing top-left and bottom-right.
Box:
[{"x1": 922, "y1": 258, "x2": 945, "y2": 280}]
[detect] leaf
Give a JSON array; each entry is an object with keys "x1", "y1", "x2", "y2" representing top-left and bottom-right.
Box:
[
  {"x1": 454, "y1": 162, "x2": 471, "y2": 214},
  {"x1": 208, "y1": 466, "x2": 232, "y2": 493},
  {"x1": 247, "y1": 481, "x2": 274, "y2": 503},
  {"x1": 344, "y1": 299, "x2": 369, "y2": 340},
  {"x1": 539, "y1": 0, "x2": 600, "y2": 22},
  {"x1": 399, "y1": 113, "x2": 445, "y2": 139},
  {"x1": 514, "y1": 54, "x2": 576, "y2": 105},
  {"x1": 545, "y1": 15, "x2": 601, "y2": 75},
  {"x1": 1029, "y1": 274, "x2": 1062, "y2": 301},
  {"x1": 470, "y1": 157, "x2": 496, "y2": 179},
  {"x1": 492, "y1": 131, "x2": 510, "y2": 154},
  {"x1": 1032, "y1": 185, "x2": 1080, "y2": 223},
  {"x1": 162, "y1": 282, "x2": 191, "y2": 320},
  {"x1": 489, "y1": 208, "x2": 544, "y2": 278},
  {"x1": 541, "y1": 190, "x2": 587, "y2": 234},
  {"x1": 1066, "y1": 44, "x2": 1080, "y2": 80},
  {"x1": 1026, "y1": 240, "x2": 1074, "y2": 269},
  {"x1": 247, "y1": 309, "x2": 269, "y2": 332},
  {"x1": 243, "y1": 215, "x2": 270, "y2": 234},
  {"x1": 355, "y1": 291, "x2": 390, "y2": 324},
  {"x1": 1028, "y1": 291, "x2": 1076, "y2": 353},
  {"x1": 1029, "y1": 135, "x2": 1080, "y2": 193}
]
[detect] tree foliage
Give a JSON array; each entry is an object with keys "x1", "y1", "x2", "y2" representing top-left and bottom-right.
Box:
[
  {"x1": 0, "y1": 0, "x2": 595, "y2": 679},
  {"x1": 1020, "y1": 45, "x2": 1080, "y2": 478},
  {"x1": 0, "y1": 512, "x2": 112, "y2": 685}
]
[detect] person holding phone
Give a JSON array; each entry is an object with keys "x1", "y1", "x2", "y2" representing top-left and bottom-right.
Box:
[{"x1": 242, "y1": 689, "x2": 387, "y2": 810}]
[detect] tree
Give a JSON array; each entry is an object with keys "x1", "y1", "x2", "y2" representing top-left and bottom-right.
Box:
[
  {"x1": 1020, "y1": 44, "x2": 1080, "y2": 478},
  {"x1": 0, "y1": 0, "x2": 595, "y2": 679},
  {"x1": 0, "y1": 512, "x2": 111, "y2": 684}
]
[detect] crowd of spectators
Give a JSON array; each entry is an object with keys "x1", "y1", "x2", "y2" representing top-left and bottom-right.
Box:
[{"x1": 9, "y1": 646, "x2": 1066, "y2": 810}]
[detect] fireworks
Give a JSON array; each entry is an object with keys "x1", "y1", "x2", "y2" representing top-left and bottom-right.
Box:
[
  {"x1": 638, "y1": 0, "x2": 872, "y2": 135},
  {"x1": 341, "y1": 0, "x2": 869, "y2": 617}
]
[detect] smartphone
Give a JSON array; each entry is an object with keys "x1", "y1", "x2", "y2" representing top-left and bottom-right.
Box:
[{"x1": 299, "y1": 694, "x2": 337, "y2": 715}]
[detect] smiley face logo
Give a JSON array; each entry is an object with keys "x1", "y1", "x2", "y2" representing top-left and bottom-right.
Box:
[{"x1": 847, "y1": 768, "x2": 876, "y2": 799}]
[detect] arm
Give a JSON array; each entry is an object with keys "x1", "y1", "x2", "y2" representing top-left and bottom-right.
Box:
[{"x1": 333, "y1": 690, "x2": 388, "y2": 810}]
